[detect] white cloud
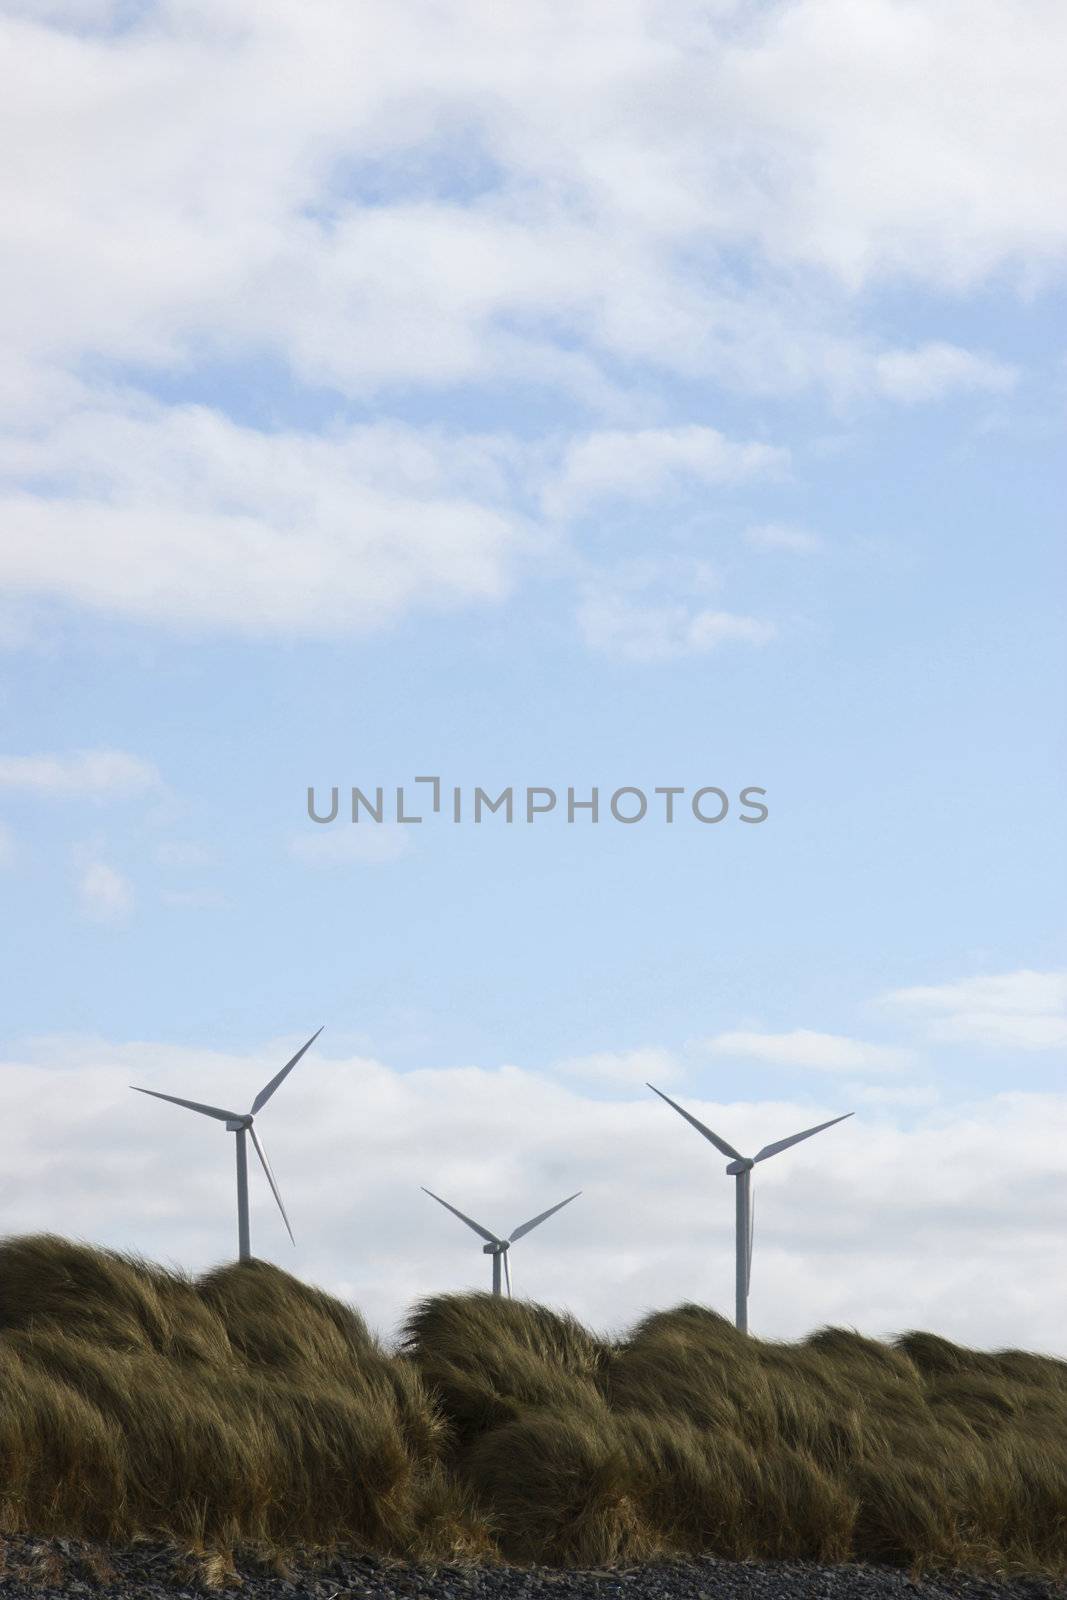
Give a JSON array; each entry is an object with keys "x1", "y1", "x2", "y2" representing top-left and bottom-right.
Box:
[
  {"x1": 744, "y1": 521, "x2": 823, "y2": 554},
  {"x1": 847, "y1": 1082, "x2": 941, "y2": 1108},
  {"x1": 574, "y1": 551, "x2": 775, "y2": 662},
  {"x1": 885, "y1": 969, "x2": 1067, "y2": 1050},
  {"x1": 290, "y1": 825, "x2": 414, "y2": 867},
  {"x1": 578, "y1": 592, "x2": 774, "y2": 663},
  {"x1": 712, "y1": 0, "x2": 1067, "y2": 290},
  {"x1": 2, "y1": 1035, "x2": 1066, "y2": 1353},
  {"x1": 0, "y1": 2, "x2": 1054, "y2": 638},
  {"x1": 1, "y1": 3, "x2": 1050, "y2": 404},
  {"x1": 873, "y1": 342, "x2": 1019, "y2": 403},
  {"x1": 3, "y1": 1, "x2": 1061, "y2": 388},
  {"x1": 0, "y1": 748, "x2": 160, "y2": 797},
  {"x1": 543, "y1": 427, "x2": 787, "y2": 520},
  {"x1": 708, "y1": 1028, "x2": 913, "y2": 1075},
  {"x1": 77, "y1": 860, "x2": 134, "y2": 924},
  {"x1": 552, "y1": 1048, "x2": 683, "y2": 1089},
  {"x1": 0, "y1": 405, "x2": 526, "y2": 636},
  {"x1": 0, "y1": 407, "x2": 788, "y2": 641}
]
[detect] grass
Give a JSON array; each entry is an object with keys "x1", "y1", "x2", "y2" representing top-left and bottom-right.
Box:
[{"x1": 1, "y1": 1234, "x2": 1065, "y2": 1577}]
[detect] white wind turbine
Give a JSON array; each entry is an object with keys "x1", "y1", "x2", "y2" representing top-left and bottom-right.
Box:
[
  {"x1": 131, "y1": 1027, "x2": 323, "y2": 1262},
  {"x1": 422, "y1": 1187, "x2": 581, "y2": 1296},
  {"x1": 647, "y1": 1083, "x2": 852, "y2": 1334}
]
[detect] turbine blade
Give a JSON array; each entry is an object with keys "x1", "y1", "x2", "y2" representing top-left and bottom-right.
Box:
[
  {"x1": 753, "y1": 1112, "x2": 853, "y2": 1164},
  {"x1": 421, "y1": 1187, "x2": 500, "y2": 1245},
  {"x1": 249, "y1": 1126, "x2": 295, "y2": 1246},
  {"x1": 646, "y1": 1084, "x2": 744, "y2": 1161},
  {"x1": 130, "y1": 1087, "x2": 240, "y2": 1123},
  {"x1": 503, "y1": 1252, "x2": 512, "y2": 1298},
  {"x1": 508, "y1": 1190, "x2": 581, "y2": 1242},
  {"x1": 251, "y1": 1026, "x2": 324, "y2": 1115}
]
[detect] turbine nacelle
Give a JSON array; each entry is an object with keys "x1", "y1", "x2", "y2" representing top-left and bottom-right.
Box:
[
  {"x1": 725, "y1": 1157, "x2": 754, "y2": 1174},
  {"x1": 482, "y1": 1240, "x2": 509, "y2": 1255},
  {"x1": 226, "y1": 1116, "x2": 254, "y2": 1132}
]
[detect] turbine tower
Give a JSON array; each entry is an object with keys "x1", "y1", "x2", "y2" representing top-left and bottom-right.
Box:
[
  {"x1": 647, "y1": 1083, "x2": 852, "y2": 1334},
  {"x1": 131, "y1": 1027, "x2": 323, "y2": 1262},
  {"x1": 421, "y1": 1187, "x2": 581, "y2": 1296}
]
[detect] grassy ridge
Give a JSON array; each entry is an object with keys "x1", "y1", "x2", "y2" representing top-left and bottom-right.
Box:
[{"x1": 1, "y1": 1236, "x2": 1065, "y2": 1575}]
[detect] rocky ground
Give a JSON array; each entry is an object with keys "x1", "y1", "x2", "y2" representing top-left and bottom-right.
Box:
[{"x1": 0, "y1": 1537, "x2": 1065, "y2": 1600}]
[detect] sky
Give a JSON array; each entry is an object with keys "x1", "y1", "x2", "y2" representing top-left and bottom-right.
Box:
[{"x1": 1, "y1": 0, "x2": 1065, "y2": 1354}]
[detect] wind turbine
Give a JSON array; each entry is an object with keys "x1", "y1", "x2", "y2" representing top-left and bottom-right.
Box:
[
  {"x1": 131, "y1": 1027, "x2": 323, "y2": 1262},
  {"x1": 421, "y1": 1187, "x2": 581, "y2": 1296},
  {"x1": 647, "y1": 1083, "x2": 852, "y2": 1334}
]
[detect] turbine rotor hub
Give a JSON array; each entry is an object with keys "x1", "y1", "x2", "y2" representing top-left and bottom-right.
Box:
[
  {"x1": 482, "y1": 1241, "x2": 508, "y2": 1254},
  {"x1": 226, "y1": 1116, "x2": 254, "y2": 1132},
  {"x1": 726, "y1": 1157, "x2": 754, "y2": 1174}
]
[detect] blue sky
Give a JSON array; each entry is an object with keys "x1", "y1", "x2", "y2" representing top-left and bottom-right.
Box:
[{"x1": 0, "y1": 0, "x2": 1065, "y2": 1349}]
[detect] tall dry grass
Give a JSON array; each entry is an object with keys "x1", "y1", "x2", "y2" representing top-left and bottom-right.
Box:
[{"x1": 1, "y1": 1234, "x2": 1065, "y2": 1576}]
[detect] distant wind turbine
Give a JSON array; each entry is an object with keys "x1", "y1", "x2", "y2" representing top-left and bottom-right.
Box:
[
  {"x1": 421, "y1": 1186, "x2": 581, "y2": 1296},
  {"x1": 131, "y1": 1027, "x2": 323, "y2": 1262},
  {"x1": 647, "y1": 1083, "x2": 852, "y2": 1334}
]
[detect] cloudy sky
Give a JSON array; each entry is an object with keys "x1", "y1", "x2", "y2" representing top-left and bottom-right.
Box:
[{"x1": 1, "y1": 0, "x2": 1065, "y2": 1353}]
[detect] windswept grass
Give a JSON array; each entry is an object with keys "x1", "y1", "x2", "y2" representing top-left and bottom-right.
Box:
[{"x1": 1, "y1": 1235, "x2": 1066, "y2": 1576}]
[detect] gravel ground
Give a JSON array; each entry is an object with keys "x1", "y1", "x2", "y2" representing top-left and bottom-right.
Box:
[{"x1": 1, "y1": 1537, "x2": 1065, "y2": 1600}]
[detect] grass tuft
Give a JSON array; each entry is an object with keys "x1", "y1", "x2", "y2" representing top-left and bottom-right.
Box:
[{"x1": 1, "y1": 1235, "x2": 1065, "y2": 1575}]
